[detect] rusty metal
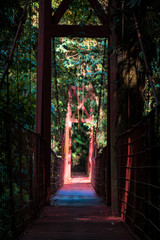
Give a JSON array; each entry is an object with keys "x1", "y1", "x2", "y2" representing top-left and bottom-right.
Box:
[
  {"x1": 118, "y1": 104, "x2": 160, "y2": 240},
  {"x1": 0, "y1": 111, "x2": 46, "y2": 239}
]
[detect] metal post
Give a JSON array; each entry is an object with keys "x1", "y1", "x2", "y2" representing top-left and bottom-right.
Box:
[
  {"x1": 64, "y1": 88, "x2": 72, "y2": 183},
  {"x1": 89, "y1": 92, "x2": 94, "y2": 179},
  {"x1": 36, "y1": 0, "x2": 52, "y2": 204},
  {"x1": 108, "y1": 0, "x2": 119, "y2": 216}
]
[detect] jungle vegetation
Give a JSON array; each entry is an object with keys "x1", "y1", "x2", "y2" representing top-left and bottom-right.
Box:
[
  {"x1": 0, "y1": 0, "x2": 159, "y2": 141},
  {"x1": 0, "y1": 0, "x2": 160, "y2": 238},
  {"x1": 0, "y1": 0, "x2": 160, "y2": 167}
]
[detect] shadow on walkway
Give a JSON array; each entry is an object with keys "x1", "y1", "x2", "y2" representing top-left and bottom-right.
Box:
[{"x1": 23, "y1": 173, "x2": 134, "y2": 240}]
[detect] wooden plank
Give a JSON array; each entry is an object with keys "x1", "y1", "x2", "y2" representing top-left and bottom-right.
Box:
[
  {"x1": 88, "y1": 0, "x2": 108, "y2": 25},
  {"x1": 51, "y1": 24, "x2": 109, "y2": 37},
  {"x1": 52, "y1": 0, "x2": 73, "y2": 24}
]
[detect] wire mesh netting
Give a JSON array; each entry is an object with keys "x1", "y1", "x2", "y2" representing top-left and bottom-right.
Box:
[
  {"x1": 118, "y1": 104, "x2": 160, "y2": 240},
  {"x1": 0, "y1": 111, "x2": 46, "y2": 239},
  {"x1": 51, "y1": 150, "x2": 64, "y2": 196},
  {"x1": 92, "y1": 146, "x2": 108, "y2": 198}
]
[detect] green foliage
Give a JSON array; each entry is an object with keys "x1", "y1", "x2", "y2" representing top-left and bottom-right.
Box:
[
  {"x1": 51, "y1": 37, "x2": 108, "y2": 155},
  {"x1": 127, "y1": 0, "x2": 142, "y2": 8},
  {"x1": 115, "y1": 0, "x2": 160, "y2": 127},
  {"x1": 0, "y1": 0, "x2": 39, "y2": 129},
  {"x1": 59, "y1": 0, "x2": 101, "y2": 25},
  {"x1": 71, "y1": 123, "x2": 89, "y2": 172},
  {"x1": 50, "y1": 1, "x2": 108, "y2": 156},
  {"x1": 0, "y1": 1, "x2": 39, "y2": 238}
]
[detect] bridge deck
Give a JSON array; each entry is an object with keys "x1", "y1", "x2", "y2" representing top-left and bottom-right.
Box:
[{"x1": 23, "y1": 174, "x2": 134, "y2": 240}]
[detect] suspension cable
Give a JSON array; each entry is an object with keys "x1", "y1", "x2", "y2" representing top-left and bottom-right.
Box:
[
  {"x1": 29, "y1": 0, "x2": 32, "y2": 128},
  {"x1": 96, "y1": 38, "x2": 107, "y2": 131},
  {"x1": 0, "y1": 0, "x2": 29, "y2": 90},
  {"x1": 53, "y1": 38, "x2": 62, "y2": 142},
  {"x1": 29, "y1": 1, "x2": 32, "y2": 97},
  {"x1": 16, "y1": 44, "x2": 19, "y2": 107}
]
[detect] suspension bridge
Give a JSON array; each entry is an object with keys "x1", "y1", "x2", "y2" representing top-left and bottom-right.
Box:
[{"x1": 0, "y1": 0, "x2": 160, "y2": 240}]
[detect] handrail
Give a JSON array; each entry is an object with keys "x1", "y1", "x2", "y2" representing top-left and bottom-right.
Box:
[
  {"x1": 117, "y1": 106, "x2": 160, "y2": 239},
  {"x1": 118, "y1": 103, "x2": 160, "y2": 138},
  {"x1": 50, "y1": 149, "x2": 64, "y2": 196}
]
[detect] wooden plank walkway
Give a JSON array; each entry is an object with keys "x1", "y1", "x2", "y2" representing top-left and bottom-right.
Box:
[{"x1": 23, "y1": 174, "x2": 134, "y2": 240}]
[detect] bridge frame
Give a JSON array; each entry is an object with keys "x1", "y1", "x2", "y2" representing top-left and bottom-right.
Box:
[
  {"x1": 36, "y1": 0, "x2": 118, "y2": 216},
  {"x1": 64, "y1": 85, "x2": 95, "y2": 183}
]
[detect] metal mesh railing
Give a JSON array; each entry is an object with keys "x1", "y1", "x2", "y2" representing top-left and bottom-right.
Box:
[
  {"x1": 92, "y1": 146, "x2": 108, "y2": 198},
  {"x1": 118, "y1": 105, "x2": 160, "y2": 240},
  {"x1": 50, "y1": 150, "x2": 64, "y2": 196},
  {"x1": 0, "y1": 111, "x2": 46, "y2": 239}
]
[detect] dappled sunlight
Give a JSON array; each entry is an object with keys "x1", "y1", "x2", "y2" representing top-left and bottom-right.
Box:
[{"x1": 67, "y1": 174, "x2": 91, "y2": 184}]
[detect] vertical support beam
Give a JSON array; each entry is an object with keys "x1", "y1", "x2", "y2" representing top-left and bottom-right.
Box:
[
  {"x1": 88, "y1": 128, "x2": 93, "y2": 179},
  {"x1": 88, "y1": 90, "x2": 94, "y2": 179},
  {"x1": 64, "y1": 88, "x2": 72, "y2": 183},
  {"x1": 68, "y1": 122, "x2": 72, "y2": 179},
  {"x1": 88, "y1": 129, "x2": 91, "y2": 177},
  {"x1": 108, "y1": 0, "x2": 119, "y2": 216},
  {"x1": 36, "y1": 0, "x2": 51, "y2": 204},
  {"x1": 68, "y1": 88, "x2": 72, "y2": 180}
]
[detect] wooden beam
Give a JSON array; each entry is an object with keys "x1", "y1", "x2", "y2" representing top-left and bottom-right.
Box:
[
  {"x1": 51, "y1": 24, "x2": 109, "y2": 37},
  {"x1": 52, "y1": 0, "x2": 73, "y2": 24},
  {"x1": 88, "y1": 0, "x2": 108, "y2": 25},
  {"x1": 72, "y1": 118, "x2": 93, "y2": 123}
]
